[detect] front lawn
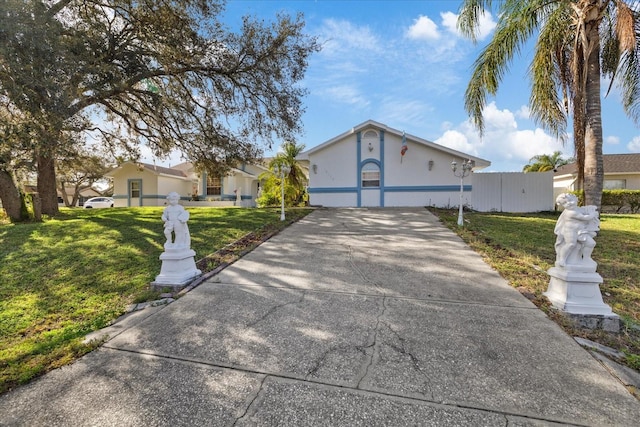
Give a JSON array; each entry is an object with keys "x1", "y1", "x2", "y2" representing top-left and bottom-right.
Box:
[
  {"x1": 0, "y1": 207, "x2": 311, "y2": 394},
  {"x1": 430, "y1": 209, "x2": 640, "y2": 370}
]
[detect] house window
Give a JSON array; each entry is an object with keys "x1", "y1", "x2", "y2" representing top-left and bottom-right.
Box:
[
  {"x1": 206, "y1": 176, "x2": 222, "y2": 195},
  {"x1": 361, "y1": 163, "x2": 380, "y2": 188},
  {"x1": 363, "y1": 130, "x2": 378, "y2": 139},
  {"x1": 129, "y1": 180, "x2": 140, "y2": 198},
  {"x1": 604, "y1": 179, "x2": 626, "y2": 189}
]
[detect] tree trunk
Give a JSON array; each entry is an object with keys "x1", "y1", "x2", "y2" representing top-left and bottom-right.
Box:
[
  {"x1": 0, "y1": 169, "x2": 27, "y2": 221},
  {"x1": 573, "y1": 91, "x2": 585, "y2": 192},
  {"x1": 37, "y1": 153, "x2": 60, "y2": 216},
  {"x1": 583, "y1": 22, "x2": 604, "y2": 209},
  {"x1": 58, "y1": 183, "x2": 72, "y2": 207}
]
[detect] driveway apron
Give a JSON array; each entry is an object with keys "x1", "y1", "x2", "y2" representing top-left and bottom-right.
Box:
[{"x1": 1, "y1": 208, "x2": 639, "y2": 426}]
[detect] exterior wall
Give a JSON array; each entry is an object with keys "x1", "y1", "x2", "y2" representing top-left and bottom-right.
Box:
[
  {"x1": 110, "y1": 163, "x2": 150, "y2": 207},
  {"x1": 307, "y1": 128, "x2": 470, "y2": 208},
  {"x1": 308, "y1": 133, "x2": 359, "y2": 207},
  {"x1": 473, "y1": 172, "x2": 554, "y2": 212},
  {"x1": 109, "y1": 162, "x2": 263, "y2": 208},
  {"x1": 310, "y1": 192, "x2": 357, "y2": 207},
  {"x1": 554, "y1": 173, "x2": 640, "y2": 194},
  {"x1": 604, "y1": 173, "x2": 640, "y2": 190},
  {"x1": 110, "y1": 163, "x2": 193, "y2": 207}
]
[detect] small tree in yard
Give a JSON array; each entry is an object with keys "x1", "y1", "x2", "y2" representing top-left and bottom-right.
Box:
[
  {"x1": 257, "y1": 142, "x2": 308, "y2": 207},
  {"x1": 523, "y1": 151, "x2": 573, "y2": 172}
]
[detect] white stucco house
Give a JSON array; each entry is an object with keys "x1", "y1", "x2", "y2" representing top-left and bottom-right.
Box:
[
  {"x1": 299, "y1": 120, "x2": 491, "y2": 208},
  {"x1": 105, "y1": 161, "x2": 268, "y2": 207}
]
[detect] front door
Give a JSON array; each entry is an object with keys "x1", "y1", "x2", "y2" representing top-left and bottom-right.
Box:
[{"x1": 128, "y1": 179, "x2": 142, "y2": 207}]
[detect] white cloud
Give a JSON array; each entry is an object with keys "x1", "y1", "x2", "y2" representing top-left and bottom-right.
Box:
[
  {"x1": 435, "y1": 102, "x2": 568, "y2": 171},
  {"x1": 440, "y1": 12, "x2": 459, "y2": 36},
  {"x1": 483, "y1": 102, "x2": 518, "y2": 131},
  {"x1": 376, "y1": 98, "x2": 434, "y2": 128},
  {"x1": 319, "y1": 19, "x2": 380, "y2": 55},
  {"x1": 322, "y1": 84, "x2": 369, "y2": 106},
  {"x1": 406, "y1": 15, "x2": 440, "y2": 40},
  {"x1": 628, "y1": 136, "x2": 640, "y2": 151},
  {"x1": 435, "y1": 129, "x2": 478, "y2": 155},
  {"x1": 439, "y1": 11, "x2": 496, "y2": 41},
  {"x1": 515, "y1": 105, "x2": 531, "y2": 120},
  {"x1": 605, "y1": 135, "x2": 620, "y2": 145},
  {"x1": 474, "y1": 11, "x2": 497, "y2": 40}
]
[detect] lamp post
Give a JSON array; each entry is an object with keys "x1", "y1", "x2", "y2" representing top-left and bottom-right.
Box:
[
  {"x1": 274, "y1": 163, "x2": 291, "y2": 221},
  {"x1": 451, "y1": 159, "x2": 473, "y2": 226}
]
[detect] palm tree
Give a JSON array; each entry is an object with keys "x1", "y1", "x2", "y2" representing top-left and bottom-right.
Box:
[
  {"x1": 274, "y1": 141, "x2": 307, "y2": 197},
  {"x1": 260, "y1": 141, "x2": 308, "y2": 206},
  {"x1": 522, "y1": 151, "x2": 573, "y2": 172},
  {"x1": 458, "y1": 0, "x2": 639, "y2": 208}
]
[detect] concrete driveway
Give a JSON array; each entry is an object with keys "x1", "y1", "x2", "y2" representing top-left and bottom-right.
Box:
[{"x1": 1, "y1": 208, "x2": 639, "y2": 426}]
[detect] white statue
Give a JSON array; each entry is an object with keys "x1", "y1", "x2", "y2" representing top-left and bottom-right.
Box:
[
  {"x1": 161, "y1": 192, "x2": 191, "y2": 249},
  {"x1": 553, "y1": 193, "x2": 599, "y2": 269}
]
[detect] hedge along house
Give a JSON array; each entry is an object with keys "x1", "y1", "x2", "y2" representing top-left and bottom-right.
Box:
[
  {"x1": 299, "y1": 120, "x2": 491, "y2": 208},
  {"x1": 105, "y1": 161, "x2": 267, "y2": 207}
]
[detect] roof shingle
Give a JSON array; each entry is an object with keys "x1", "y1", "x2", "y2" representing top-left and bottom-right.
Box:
[{"x1": 555, "y1": 153, "x2": 640, "y2": 175}]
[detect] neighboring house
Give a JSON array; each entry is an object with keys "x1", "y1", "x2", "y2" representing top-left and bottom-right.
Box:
[
  {"x1": 554, "y1": 153, "x2": 640, "y2": 195},
  {"x1": 105, "y1": 161, "x2": 268, "y2": 207},
  {"x1": 298, "y1": 120, "x2": 491, "y2": 208}
]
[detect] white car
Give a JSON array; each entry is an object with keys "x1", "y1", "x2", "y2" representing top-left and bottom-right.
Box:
[{"x1": 84, "y1": 197, "x2": 114, "y2": 209}]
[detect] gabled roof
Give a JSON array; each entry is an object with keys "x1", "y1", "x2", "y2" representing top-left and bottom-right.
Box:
[
  {"x1": 555, "y1": 153, "x2": 640, "y2": 176},
  {"x1": 299, "y1": 119, "x2": 491, "y2": 169},
  {"x1": 105, "y1": 161, "x2": 189, "y2": 178}
]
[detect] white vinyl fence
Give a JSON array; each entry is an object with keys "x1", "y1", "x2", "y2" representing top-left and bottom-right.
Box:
[{"x1": 471, "y1": 172, "x2": 554, "y2": 213}]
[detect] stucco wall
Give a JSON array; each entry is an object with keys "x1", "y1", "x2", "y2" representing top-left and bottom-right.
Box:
[
  {"x1": 307, "y1": 127, "x2": 473, "y2": 208},
  {"x1": 310, "y1": 192, "x2": 357, "y2": 207},
  {"x1": 309, "y1": 135, "x2": 359, "y2": 189}
]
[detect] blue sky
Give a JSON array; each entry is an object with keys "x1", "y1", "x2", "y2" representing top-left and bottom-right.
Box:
[{"x1": 147, "y1": 0, "x2": 640, "y2": 172}]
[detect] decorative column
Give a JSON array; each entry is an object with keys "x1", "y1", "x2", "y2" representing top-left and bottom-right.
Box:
[
  {"x1": 151, "y1": 192, "x2": 201, "y2": 292},
  {"x1": 544, "y1": 193, "x2": 619, "y2": 331}
]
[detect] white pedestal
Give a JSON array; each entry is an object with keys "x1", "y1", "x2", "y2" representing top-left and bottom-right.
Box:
[
  {"x1": 544, "y1": 267, "x2": 616, "y2": 316},
  {"x1": 151, "y1": 247, "x2": 201, "y2": 291}
]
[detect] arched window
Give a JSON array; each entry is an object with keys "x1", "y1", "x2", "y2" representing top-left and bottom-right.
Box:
[
  {"x1": 361, "y1": 163, "x2": 380, "y2": 188},
  {"x1": 363, "y1": 130, "x2": 378, "y2": 139}
]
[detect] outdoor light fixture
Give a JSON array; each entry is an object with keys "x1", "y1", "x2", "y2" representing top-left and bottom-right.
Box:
[
  {"x1": 312, "y1": 164, "x2": 318, "y2": 174},
  {"x1": 428, "y1": 159, "x2": 434, "y2": 171},
  {"x1": 274, "y1": 164, "x2": 291, "y2": 221},
  {"x1": 368, "y1": 142, "x2": 374, "y2": 152},
  {"x1": 451, "y1": 159, "x2": 473, "y2": 226}
]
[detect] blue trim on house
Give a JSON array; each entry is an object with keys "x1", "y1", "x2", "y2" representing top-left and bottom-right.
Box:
[
  {"x1": 308, "y1": 187, "x2": 358, "y2": 194},
  {"x1": 384, "y1": 185, "x2": 472, "y2": 192},
  {"x1": 356, "y1": 131, "x2": 362, "y2": 207},
  {"x1": 355, "y1": 130, "x2": 386, "y2": 207},
  {"x1": 379, "y1": 130, "x2": 385, "y2": 207}
]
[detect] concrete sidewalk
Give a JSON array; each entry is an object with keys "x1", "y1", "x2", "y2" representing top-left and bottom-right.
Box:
[{"x1": 1, "y1": 208, "x2": 639, "y2": 426}]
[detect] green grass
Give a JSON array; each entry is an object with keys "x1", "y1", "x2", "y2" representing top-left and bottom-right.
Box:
[
  {"x1": 429, "y1": 208, "x2": 640, "y2": 371},
  {"x1": 0, "y1": 207, "x2": 311, "y2": 393}
]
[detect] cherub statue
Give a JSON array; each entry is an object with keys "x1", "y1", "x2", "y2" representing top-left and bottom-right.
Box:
[
  {"x1": 161, "y1": 192, "x2": 191, "y2": 249},
  {"x1": 554, "y1": 193, "x2": 599, "y2": 268}
]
